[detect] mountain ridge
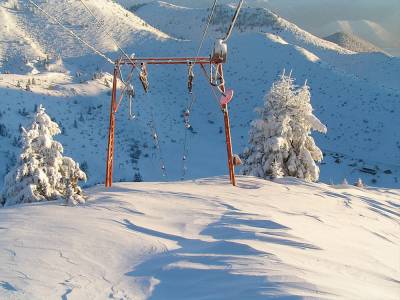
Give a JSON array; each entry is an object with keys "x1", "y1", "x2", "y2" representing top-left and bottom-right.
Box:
[{"x1": 324, "y1": 31, "x2": 387, "y2": 54}]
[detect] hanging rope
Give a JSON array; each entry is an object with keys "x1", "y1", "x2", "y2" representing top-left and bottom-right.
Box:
[
  {"x1": 187, "y1": 62, "x2": 194, "y2": 94},
  {"x1": 126, "y1": 83, "x2": 136, "y2": 119},
  {"x1": 149, "y1": 111, "x2": 167, "y2": 178},
  {"x1": 27, "y1": 0, "x2": 114, "y2": 64},
  {"x1": 181, "y1": 122, "x2": 189, "y2": 180}
]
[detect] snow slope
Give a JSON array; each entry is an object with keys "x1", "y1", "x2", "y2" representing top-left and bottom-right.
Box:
[{"x1": 0, "y1": 176, "x2": 398, "y2": 299}]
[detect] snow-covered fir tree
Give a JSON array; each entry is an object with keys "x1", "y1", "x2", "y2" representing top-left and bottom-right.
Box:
[
  {"x1": 241, "y1": 71, "x2": 327, "y2": 182},
  {"x1": 1, "y1": 105, "x2": 87, "y2": 206}
]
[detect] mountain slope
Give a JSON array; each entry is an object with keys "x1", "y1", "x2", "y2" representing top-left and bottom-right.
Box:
[
  {"x1": 133, "y1": 1, "x2": 351, "y2": 55},
  {"x1": 0, "y1": 4, "x2": 46, "y2": 73},
  {"x1": 133, "y1": 1, "x2": 400, "y2": 91},
  {"x1": 0, "y1": 176, "x2": 398, "y2": 299},
  {"x1": 0, "y1": 0, "x2": 170, "y2": 73},
  {"x1": 319, "y1": 19, "x2": 400, "y2": 53},
  {"x1": 324, "y1": 31, "x2": 385, "y2": 54}
]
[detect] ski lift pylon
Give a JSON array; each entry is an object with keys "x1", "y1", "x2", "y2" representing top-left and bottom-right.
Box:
[{"x1": 105, "y1": 0, "x2": 245, "y2": 188}]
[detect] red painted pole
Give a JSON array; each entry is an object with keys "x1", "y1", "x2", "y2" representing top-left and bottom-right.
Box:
[
  {"x1": 218, "y1": 64, "x2": 236, "y2": 186},
  {"x1": 105, "y1": 65, "x2": 119, "y2": 188}
]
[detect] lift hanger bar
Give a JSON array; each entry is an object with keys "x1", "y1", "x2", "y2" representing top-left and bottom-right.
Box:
[{"x1": 118, "y1": 57, "x2": 211, "y2": 65}]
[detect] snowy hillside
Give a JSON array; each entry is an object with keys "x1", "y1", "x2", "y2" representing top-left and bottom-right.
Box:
[
  {"x1": 0, "y1": 3, "x2": 46, "y2": 73},
  {"x1": 132, "y1": 1, "x2": 351, "y2": 54},
  {"x1": 319, "y1": 19, "x2": 400, "y2": 54},
  {"x1": 0, "y1": 176, "x2": 398, "y2": 299},
  {"x1": 324, "y1": 32, "x2": 385, "y2": 54},
  {"x1": 0, "y1": 0, "x2": 169, "y2": 73},
  {"x1": 0, "y1": 0, "x2": 399, "y2": 189}
]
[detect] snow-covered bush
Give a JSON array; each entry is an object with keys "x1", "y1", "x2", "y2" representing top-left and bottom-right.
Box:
[
  {"x1": 1, "y1": 105, "x2": 87, "y2": 207},
  {"x1": 241, "y1": 71, "x2": 327, "y2": 182},
  {"x1": 355, "y1": 178, "x2": 364, "y2": 188},
  {"x1": 4, "y1": 0, "x2": 20, "y2": 10},
  {"x1": 45, "y1": 56, "x2": 67, "y2": 73}
]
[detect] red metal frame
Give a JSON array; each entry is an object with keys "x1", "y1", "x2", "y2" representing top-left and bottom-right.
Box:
[{"x1": 105, "y1": 57, "x2": 236, "y2": 187}]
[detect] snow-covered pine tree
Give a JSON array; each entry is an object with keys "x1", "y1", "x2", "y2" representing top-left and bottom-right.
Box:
[
  {"x1": 1, "y1": 105, "x2": 87, "y2": 207},
  {"x1": 241, "y1": 71, "x2": 327, "y2": 182}
]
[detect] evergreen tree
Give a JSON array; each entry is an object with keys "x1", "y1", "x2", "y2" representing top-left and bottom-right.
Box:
[
  {"x1": 1, "y1": 105, "x2": 86, "y2": 206},
  {"x1": 241, "y1": 71, "x2": 327, "y2": 182}
]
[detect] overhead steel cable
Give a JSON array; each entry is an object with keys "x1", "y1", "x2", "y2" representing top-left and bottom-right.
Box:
[
  {"x1": 181, "y1": 0, "x2": 218, "y2": 180},
  {"x1": 26, "y1": 0, "x2": 114, "y2": 64},
  {"x1": 195, "y1": 0, "x2": 218, "y2": 59},
  {"x1": 222, "y1": 0, "x2": 244, "y2": 42},
  {"x1": 77, "y1": 0, "x2": 138, "y2": 68}
]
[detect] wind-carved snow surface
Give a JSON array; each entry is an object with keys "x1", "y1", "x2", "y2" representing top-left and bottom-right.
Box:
[{"x1": 0, "y1": 177, "x2": 398, "y2": 299}]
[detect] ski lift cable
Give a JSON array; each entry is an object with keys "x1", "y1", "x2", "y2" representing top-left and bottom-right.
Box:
[
  {"x1": 187, "y1": 0, "x2": 219, "y2": 119},
  {"x1": 222, "y1": 0, "x2": 244, "y2": 42},
  {"x1": 115, "y1": 65, "x2": 136, "y2": 112},
  {"x1": 185, "y1": 0, "x2": 218, "y2": 114},
  {"x1": 199, "y1": 64, "x2": 223, "y2": 108},
  {"x1": 78, "y1": 0, "x2": 145, "y2": 113},
  {"x1": 181, "y1": 1, "x2": 218, "y2": 180},
  {"x1": 194, "y1": 0, "x2": 218, "y2": 60},
  {"x1": 77, "y1": 0, "x2": 139, "y2": 70},
  {"x1": 26, "y1": 0, "x2": 114, "y2": 65}
]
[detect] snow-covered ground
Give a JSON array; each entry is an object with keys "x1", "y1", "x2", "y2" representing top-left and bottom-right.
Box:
[{"x1": 0, "y1": 176, "x2": 398, "y2": 299}]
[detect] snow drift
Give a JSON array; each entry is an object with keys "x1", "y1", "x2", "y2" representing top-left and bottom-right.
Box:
[{"x1": 0, "y1": 177, "x2": 398, "y2": 299}]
